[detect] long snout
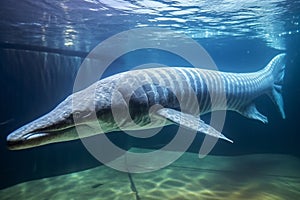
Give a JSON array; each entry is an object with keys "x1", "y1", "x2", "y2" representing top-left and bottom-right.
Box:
[{"x1": 6, "y1": 111, "x2": 76, "y2": 150}]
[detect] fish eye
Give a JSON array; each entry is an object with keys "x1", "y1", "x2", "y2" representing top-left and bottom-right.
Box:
[
  {"x1": 73, "y1": 111, "x2": 92, "y2": 120},
  {"x1": 73, "y1": 111, "x2": 81, "y2": 119}
]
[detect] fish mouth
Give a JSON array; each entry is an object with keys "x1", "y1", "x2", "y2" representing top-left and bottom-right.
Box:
[
  {"x1": 6, "y1": 113, "x2": 78, "y2": 150},
  {"x1": 7, "y1": 130, "x2": 61, "y2": 150},
  {"x1": 6, "y1": 123, "x2": 97, "y2": 150},
  {"x1": 6, "y1": 125, "x2": 80, "y2": 150}
]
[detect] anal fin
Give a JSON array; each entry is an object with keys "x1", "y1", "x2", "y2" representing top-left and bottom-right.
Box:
[
  {"x1": 240, "y1": 103, "x2": 268, "y2": 123},
  {"x1": 156, "y1": 108, "x2": 233, "y2": 143}
]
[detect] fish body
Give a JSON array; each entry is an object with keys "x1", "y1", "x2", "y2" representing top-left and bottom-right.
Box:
[{"x1": 7, "y1": 54, "x2": 286, "y2": 150}]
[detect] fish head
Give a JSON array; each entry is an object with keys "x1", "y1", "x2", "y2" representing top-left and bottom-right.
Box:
[{"x1": 6, "y1": 85, "x2": 115, "y2": 150}]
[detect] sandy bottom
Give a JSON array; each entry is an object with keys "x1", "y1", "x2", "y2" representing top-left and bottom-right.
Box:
[{"x1": 1, "y1": 149, "x2": 299, "y2": 200}]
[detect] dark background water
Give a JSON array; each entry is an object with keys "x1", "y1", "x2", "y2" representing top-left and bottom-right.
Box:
[{"x1": 0, "y1": 0, "x2": 299, "y2": 189}]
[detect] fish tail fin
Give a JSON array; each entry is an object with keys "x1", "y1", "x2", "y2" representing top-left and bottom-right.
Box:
[{"x1": 265, "y1": 53, "x2": 286, "y2": 119}]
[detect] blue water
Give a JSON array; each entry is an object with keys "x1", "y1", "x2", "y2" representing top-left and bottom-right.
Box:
[{"x1": 0, "y1": 0, "x2": 300, "y2": 191}]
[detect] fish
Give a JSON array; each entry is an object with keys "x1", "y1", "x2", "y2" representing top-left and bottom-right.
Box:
[{"x1": 6, "y1": 53, "x2": 286, "y2": 150}]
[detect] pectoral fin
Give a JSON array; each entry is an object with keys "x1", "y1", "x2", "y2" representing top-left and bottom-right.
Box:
[{"x1": 156, "y1": 108, "x2": 233, "y2": 143}]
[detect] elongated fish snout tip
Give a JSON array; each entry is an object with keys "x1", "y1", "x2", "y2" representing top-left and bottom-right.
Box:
[
  {"x1": 7, "y1": 132, "x2": 50, "y2": 150},
  {"x1": 6, "y1": 134, "x2": 25, "y2": 150},
  {"x1": 6, "y1": 127, "x2": 49, "y2": 150}
]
